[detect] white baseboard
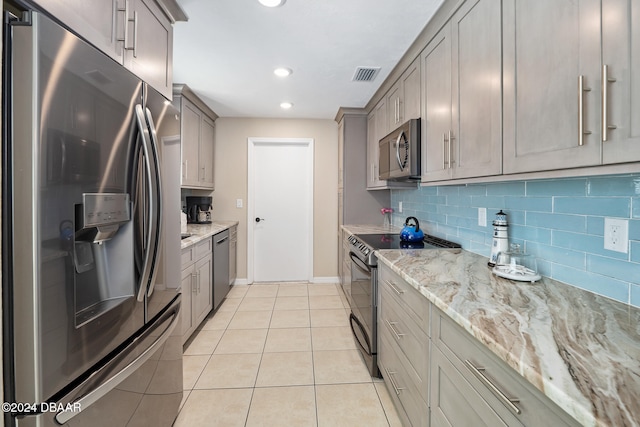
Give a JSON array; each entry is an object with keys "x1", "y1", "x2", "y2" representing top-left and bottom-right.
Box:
[
  {"x1": 231, "y1": 278, "x2": 250, "y2": 286},
  {"x1": 311, "y1": 276, "x2": 340, "y2": 284}
]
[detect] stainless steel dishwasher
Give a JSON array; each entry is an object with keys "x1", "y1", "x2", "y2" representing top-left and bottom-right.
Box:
[{"x1": 213, "y1": 229, "x2": 230, "y2": 310}]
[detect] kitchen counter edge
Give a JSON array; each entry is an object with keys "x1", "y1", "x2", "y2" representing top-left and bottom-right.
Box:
[{"x1": 181, "y1": 221, "x2": 238, "y2": 249}]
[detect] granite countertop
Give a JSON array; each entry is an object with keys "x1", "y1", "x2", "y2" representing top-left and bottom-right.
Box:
[
  {"x1": 181, "y1": 221, "x2": 238, "y2": 249},
  {"x1": 376, "y1": 248, "x2": 640, "y2": 427}
]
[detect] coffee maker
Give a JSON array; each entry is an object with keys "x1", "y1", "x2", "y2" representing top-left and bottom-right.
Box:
[{"x1": 186, "y1": 196, "x2": 212, "y2": 224}]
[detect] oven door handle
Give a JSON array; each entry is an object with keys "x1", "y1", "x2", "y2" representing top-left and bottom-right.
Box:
[
  {"x1": 349, "y1": 251, "x2": 371, "y2": 274},
  {"x1": 350, "y1": 312, "x2": 372, "y2": 356}
]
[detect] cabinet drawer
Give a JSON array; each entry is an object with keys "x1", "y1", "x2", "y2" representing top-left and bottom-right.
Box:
[
  {"x1": 431, "y1": 345, "x2": 520, "y2": 427},
  {"x1": 379, "y1": 328, "x2": 429, "y2": 427},
  {"x1": 433, "y1": 308, "x2": 580, "y2": 427},
  {"x1": 194, "y1": 237, "x2": 212, "y2": 260},
  {"x1": 379, "y1": 263, "x2": 429, "y2": 335},
  {"x1": 181, "y1": 246, "x2": 195, "y2": 269},
  {"x1": 380, "y1": 284, "x2": 429, "y2": 393}
]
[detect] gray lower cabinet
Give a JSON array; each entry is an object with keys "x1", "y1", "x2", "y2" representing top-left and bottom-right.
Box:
[
  {"x1": 378, "y1": 262, "x2": 580, "y2": 427},
  {"x1": 378, "y1": 263, "x2": 429, "y2": 427},
  {"x1": 181, "y1": 238, "x2": 213, "y2": 344},
  {"x1": 212, "y1": 229, "x2": 230, "y2": 310},
  {"x1": 431, "y1": 307, "x2": 581, "y2": 427}
]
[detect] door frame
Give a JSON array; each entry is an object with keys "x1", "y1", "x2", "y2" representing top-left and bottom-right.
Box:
[{"x1": 247, "y1": 137, "x2": 314, "y2": 283}]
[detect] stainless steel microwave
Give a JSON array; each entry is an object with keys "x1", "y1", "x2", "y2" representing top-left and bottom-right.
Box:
[{"x1": 378, "y1": 118, "x2": 421, "y2": 181}]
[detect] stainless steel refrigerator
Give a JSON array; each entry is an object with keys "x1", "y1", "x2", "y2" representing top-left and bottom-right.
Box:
[{"x1": 2, "y1": 9, "x2": 183, "y2": 427}]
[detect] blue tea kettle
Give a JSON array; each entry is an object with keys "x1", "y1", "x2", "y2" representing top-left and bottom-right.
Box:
[{"x1": 400, "y1": 216, "x2": 425, "y2": 242}]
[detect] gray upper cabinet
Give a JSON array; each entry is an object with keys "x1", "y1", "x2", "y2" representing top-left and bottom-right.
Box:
[
  {"x1": 124, "y1": 0, "x2": 174, "y2": 99},
  {"x1": 422, "y1": 22, "x2": 453, "y2": 182},
  {"x1": 175, "y1": 85, "x2": 218, "y2": 190},
  {"x1": 32, "y1": 0, "x2": 183, "y2": 100},
  {"x1": 422, "y1": 0, "x2": 501, "y2": 182},
  {"x1": 601, "y1": 0, "x2": 640, "y2": 164},
  {"x1": 386, "y1": 59, "x2": 421, "y2": 132},
  {"x1": 502, "y1": 0, "x2": 602, "y2": 174}
]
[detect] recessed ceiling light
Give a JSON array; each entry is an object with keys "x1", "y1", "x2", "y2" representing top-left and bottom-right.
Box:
[
  {"x1": 259, "y1": 0, "x2": 285, "y2": 7},
  {"x1": 274, "y1": 67, "x2": 292, "y2": 77},
  {"x1": 280, "y1": 102, "x2": 293, "y2": 109}
]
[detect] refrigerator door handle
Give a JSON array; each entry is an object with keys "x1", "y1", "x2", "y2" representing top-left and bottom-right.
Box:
[
  {"x1": 134, "y1": 104, "x2": 158, "y2": 302},
  {"x1": 54, "y1": 298, "x2": 180, "y2": 425},
  {"x1": 143, "y1": 106, "x2": 163, "y2": 297}
]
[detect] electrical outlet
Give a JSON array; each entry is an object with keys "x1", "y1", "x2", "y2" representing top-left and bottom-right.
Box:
[
  {"x1": 604, "y1": 217, "x2": 628, "y2": 253},
  {"x1": 478, "y1": 208, "x2": 487, "y2": 227},
  {"x1": 398, "y1": 201, "x2": 403, "y2": 213},
  {"x1": 236, "y1": 198, "x2": 243, "y2": 208}
]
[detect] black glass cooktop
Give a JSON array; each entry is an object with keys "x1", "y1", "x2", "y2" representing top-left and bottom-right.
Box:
[{"x1": 355, "y1": 233, "x2": 461, "y2": 250}]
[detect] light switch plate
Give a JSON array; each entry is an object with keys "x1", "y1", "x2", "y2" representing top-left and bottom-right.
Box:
[
  {"x1": 236, "y1": 198, "x2": 243, "y2": 208},
  {"x1": 398, "y1": 201, "x2": 403, "y2": 213},
  {"x1": 604, "y1": 217, "x2": 628, "y2": 253}
]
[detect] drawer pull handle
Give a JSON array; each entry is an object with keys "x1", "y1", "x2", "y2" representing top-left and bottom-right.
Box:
[
  {"x1": 464, "y1": 360, "x2": 521, "y2": 415},
  {"x1": 384, "y1": 367, "x2": 404, "y2": 396},
  {"x1": 385, "y1": 279, "x2": 405, "y2": 295},
  {"x1": 385, "y1": 319, "x2": 405, "y2": 340}
]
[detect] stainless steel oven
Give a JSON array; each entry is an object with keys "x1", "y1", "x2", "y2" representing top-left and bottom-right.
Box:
[{"x1": 346, "y1": 233, "x2": 460, "y2": 378}]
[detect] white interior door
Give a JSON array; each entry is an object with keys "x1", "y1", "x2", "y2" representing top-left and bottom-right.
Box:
[{"x1": 248, "y1": 138, "x2": 314, "y2": 282}]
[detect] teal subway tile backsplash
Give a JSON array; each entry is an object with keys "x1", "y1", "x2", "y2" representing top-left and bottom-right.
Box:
[
  {"x1": 391, "y1": 173, "x2": 640, "y2": 307},
  {"x1": 554, "y1": 197, "x2": 631, "y2": 217}
]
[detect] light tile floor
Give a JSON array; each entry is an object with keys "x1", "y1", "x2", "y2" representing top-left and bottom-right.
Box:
[{"x1": 175, "y1": 282, "x2": 403, "y2": 427}]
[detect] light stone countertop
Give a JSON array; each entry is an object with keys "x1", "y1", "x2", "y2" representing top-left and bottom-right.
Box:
[
  {"x1": 181, "y1": 221, "x2": 238, "y2": 249},
  {"x1": 376, "y1": 248, "x2": 640, "y2": 427}
]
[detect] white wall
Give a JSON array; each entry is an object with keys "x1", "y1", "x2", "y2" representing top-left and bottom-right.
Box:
[{"x1": 213, "y1": 117, "x2": 339, "y2": 282}]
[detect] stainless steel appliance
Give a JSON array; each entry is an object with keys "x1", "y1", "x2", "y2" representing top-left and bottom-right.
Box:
[
  {"x1": 2, "y1": 10, "x2": 182, "y2": 427},
  {"x1": 186, "y1": 196, "x2": 213, "y2": 224},
  {"x1": 345, "y1": 233, "x2": 460, "y2": 378},
  {"x1": 212, "y1": 229, "x2": 230, "y2": 310},
  {"x1": 378, "y1": 118, "x2": 421, "y2": 181}
]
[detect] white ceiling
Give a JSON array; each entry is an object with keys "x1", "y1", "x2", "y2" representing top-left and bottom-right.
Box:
[{"x1": 172, "y1": 0, "x2": 444, "y2": 119}]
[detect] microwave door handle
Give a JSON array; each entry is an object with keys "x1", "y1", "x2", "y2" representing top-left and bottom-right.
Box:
[
  {"x1": 134, "y1": 104, "x2": 155, "y2": 302},
  {"x1": 143, "y1": 107, "x2": 163, "y2": 297},
  {"x1": 395, "y1": 132, "x2": 404, "y2": 170}
]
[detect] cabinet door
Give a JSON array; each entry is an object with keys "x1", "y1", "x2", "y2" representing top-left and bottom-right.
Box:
[
  {"x1": 386, "y1": 82, "x2": 402, "y2": 130},
  {"x1": 125, "y1": 0, "x2": 173, "y2": 99},
  {"x1": 338, "y1": 120, "x2": 344, "y2": 190},
  {"x1": 402, "y1": 59, "x2": 421, "y2": 122},
  {"x1": 181, "y1": 99, "x2": 201, "y2": 187},
  {"x1": 502, "y1": 0, "x2": 601, "y2": 173},
  {"x1": 451, "y1": 0, "x2": 502, "y2": 179},
  {"x1": 200, "y1": 115, "x2": 215, "y2": 188},
  {"x1": 366, "y1": 111, "x2": 385, "y2": 189},
  {"x1": 180, "y1": 267, "x2": 194, "y2": 342},
  {"x1": 32, "y1": 0, "x2": 125, "y2": 64},
  {"x1": 193, "y1": 253, "x2": 213, "y2": 326},
  {"x1": 602, "y1": 0, "x2": 640, "y2": 164},
  {"x1": 371, "y1": 98, "x2": 389, "y2": 187},
  {"x1": 421, "y1": 24, "x2": 453, "y2": 182}
]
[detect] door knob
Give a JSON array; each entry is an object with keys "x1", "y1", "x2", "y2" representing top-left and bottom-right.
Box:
[{"x1": 255, "y1": 217, "x2": 265, "y2": 223}]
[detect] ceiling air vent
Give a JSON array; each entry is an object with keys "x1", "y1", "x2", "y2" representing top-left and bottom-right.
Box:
[{"x1": 352, "y1": 66, "x2": 381, "y2": 82}]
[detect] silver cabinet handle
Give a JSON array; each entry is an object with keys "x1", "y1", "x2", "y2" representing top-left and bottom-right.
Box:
[
  {"x1": 197, "y1": 270, "x2": 201, "y2": 293},
  {"x1": 578, "y1": 75, "x2": 592, "y2": 146},
  {"x1": 131, "y1": 11, "x2": 138, "y2": 57},
  {"x1": 464, "y1": 360, "x2": 521, "y2": 415},
  {"x1": 384, "y1": 367, "x2": 404, "y2": 395},
  {"x1": 191, "y1": 273, "x2": 197, "y2": 293},
  {"x1": 116, "y1": 0, "x2": 129, "y2": 48},
  {"x1": 201, "y1": 166, "x2": 206, "y2": 180},
  {"x1": 602, "y1": 64, "x2": 617, "y2": 141},
  {"x1": 384, "y1": 279, "x2": 405, "y2": 295},
  {"x1": 443, "y1": 132, "x2": 448, "y2": 169},
  {"x1": 183, "y1": 160, "x2": 187, "y2": 179},
  {"x1": 385, "y1": 319, "x2": 405, "y2": 340},
  {"x1": 448, "y1": 130, "x2": 454, "y2": 168}
]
